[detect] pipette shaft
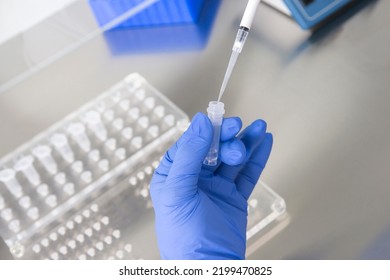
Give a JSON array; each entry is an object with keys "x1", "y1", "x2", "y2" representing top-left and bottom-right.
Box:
[{"x1": 218, "y1": 0, "x2": 261, "y2": 102}]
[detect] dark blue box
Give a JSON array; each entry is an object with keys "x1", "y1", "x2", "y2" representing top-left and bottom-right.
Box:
[
  {"x1": 89, "y1": 0, "x2": 208, "y2": 28},
  {"x1": 283, "y1": 0, "x2": 354, "y2": 29},
  {"x1": 89, "y1": 0, "x2": 221, "y2": 54}
]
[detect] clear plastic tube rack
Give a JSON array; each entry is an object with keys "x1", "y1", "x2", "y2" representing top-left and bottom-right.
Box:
[{"x1": 0, "y1": 73, "x2": 286, "y2": 259}]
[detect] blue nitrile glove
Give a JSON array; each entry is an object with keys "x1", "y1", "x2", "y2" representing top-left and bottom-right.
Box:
[{"x1": 150, "y1": 112, "x2": 273, "y2": 259}]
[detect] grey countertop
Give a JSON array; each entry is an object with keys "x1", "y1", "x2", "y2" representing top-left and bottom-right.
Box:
[{"x1": 0, "y1": 0, "x2": 389, "y2": 259}]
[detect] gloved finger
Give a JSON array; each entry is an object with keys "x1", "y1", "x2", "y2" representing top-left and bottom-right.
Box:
[
  {"x1": 220, "y1": 117, "x2": 242, "y2": 142},
  {"x1": 236, "y1": 133, "x2": 273, "y2": 200},
  {"x1": 220, "y1": 138, "x2": 246, "y2": 166},
  {"x1": 216, "y1": 119, "x2": 267, "y2": 181},
  {"x1": 162, "y1": 113, "x2": 212, "y2": 206},
  {"x1": 151, "y1": 113, "x2": 210, "y2": 191},
  {"x1": 152, "y1": 143, "x2": 177, "y2": 180},
  {"x1": 150, "y1": 142, "x2": 177, "y2": 202}
]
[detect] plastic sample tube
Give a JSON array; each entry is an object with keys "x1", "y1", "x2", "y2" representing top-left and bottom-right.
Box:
[
  {"x1": 105, "y1": 138, "x2": 117, "y2": 151},
  {"x1": 0, "y1": 169, "x2": 24, "y2": 198},
  {"x1": 49, "y1": 232, "x2": 58, "y2": 241},
  {"x1": 112, "y1": 229, "x2": 121, "y2": 239},
  {"x1": 67, "y1": 123, "x2": 91, "y2": 152},
  {"x1": 71, "y1": 161, "x2": 83, "y2": 173},
  {"x1": 0, "y1": 195, "x2": 5, "y2": 210},
  {"x1": 81, "y1": 171, "x2": 92, "y2": 183},
  {"x1": 144, "y1": 97, "x2": 156, "y2": 110},
  {"x1": 27, "y1": 207, "x2": 39, "y2": 220},
  {"x1": 50, "y1": 133, "x2": 74, "y2": 163},
  {"x1": 67, "y1": 240, "x2": 76, "y2": 249},
  {"x1": 124, "y1": 244, "x2": 132, "y2": 253},
  {"x1": 1, "y1": 208, "x2": 13, "y2": 221},
  {"x1": 100, "y1": 216, "x2": 109, "y2": 225},
  {"x1": 112, "y1": 118, "x2": 124, "y2": 131},
  {"x1": 45, "y1": 194, "x2": 58, "y2": 208},
  {"x1": 90, "y1": 204, "x2": 99, "y2": 213},
  {"x1": 128, "y1": 108, "x2": 140, "y2": 122},
  {"x1": 54, "y1": 172, "x2": 66, "y2": 185},
  {"x1": 19, "y1": 196, "x2": 32, "y2": 209},
  {"x1": 116, "y1": 250, "x2": 124, "y2": 259},
  {"x1": 121, "y1": 127, "x2": 133, "y2": 141},
  {"x1": 147, "y1": 125, "x2": 159, "y2": 139},
  {"x1": 32, "y1": 244, "x2": 41, "y2": 254},
  {"x1": 135, "y1": 89, "x2": 146, "y2": 101},
  {"x1": 8, "y1": 219, "x2": 20, "y2": 232},
  {"x1": 37, "y1": 184, "x2": 49, "y2": 197},
  {"x1": 88, "y1": 150, "x2": 100, "y2": 163},
  {"x1": 203, "y1": 101, "x2": 225, "y2": 166},
  {"x1": 66, "y1": 220, "x2": 75, "y2": 230},
  {"x1": 95, "y1": 241, "x2": 104, "y2": 251},
  {"x1": 153, "y1": 105, "x2": 165, "y2": 118},
  {"x1": 32, "y1": 145, "x2": 58, "y2": 174},
  {"x1": 40, "y1": 238, "x2": 49, "y2": 248},
  {"x1": 14, "y1": 155, "x2": 41, "y2": 186},
  {"x1": 84, "y1": 111, "x2": 107, "y2": 141},
  {"x1": 58, "y1": 226, "x2": 66, "y2": 236},
  {"x1": 63, "y1": 183, "x2": 75, "y2": 196},
  {"x1": 137, "y1": 116, "x2": 149, "y2": 130},
  {"x1": 59, "y1": 246, "x2": 68, "y2": 256},
  {"x1": 104, "y1": 236, "x2": 112, "y2": 245},
  {"x1": 103, "y1": 110, "x2": 115, "y2": 122},
  {"x1": 115, "y1": 148, "x2": 126, "y2": 161},
  {"x1": 163, "y1": 114, "x2": 175, "y2": 128},
  {"x1": 119, "y1": 100, "x2": 130, "y2": 111},
  {"x1": 130, "y1": 136, "x2": 143, "y2": 150}
]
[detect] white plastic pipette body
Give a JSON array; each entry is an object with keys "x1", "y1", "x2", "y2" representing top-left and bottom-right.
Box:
[
  {"x1": 217, "y1": 0, "x2": 261, "y2": 102},
  {"x1": 240, "y1": 0, "x2": 261, "y2": 29}
]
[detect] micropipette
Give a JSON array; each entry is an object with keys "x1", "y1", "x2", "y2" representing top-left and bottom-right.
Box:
[{"x1": 217, "y1": 0, "x2": 261, "y2": 102}]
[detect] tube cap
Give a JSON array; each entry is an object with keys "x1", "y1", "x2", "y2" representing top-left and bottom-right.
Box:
[{"x1": 207, "y1": 101, "x2": 225, "y2": 116}]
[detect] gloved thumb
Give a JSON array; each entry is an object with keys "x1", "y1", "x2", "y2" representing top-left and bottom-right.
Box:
[{"x1": 163, "y1": 113, "x2": 212, "y2": 205}]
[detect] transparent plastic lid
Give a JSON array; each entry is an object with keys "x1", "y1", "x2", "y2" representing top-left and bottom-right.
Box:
[{"x1": 0, "y1": 0, "x2": 160, "y2": 95}]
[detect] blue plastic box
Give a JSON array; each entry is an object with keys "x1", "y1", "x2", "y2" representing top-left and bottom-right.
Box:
[
  {"x1": 283, "y1": 0, "x2": 354, "y2": 29},
  {"x1": 89, "y1": 0, "x2": 208, "y2": 29},
  {"x1": 103, "y1": 6, "x2": 220, "y2": 54},
  {"x1": 89, "y1": 0, "x2": 221, "y2": 54}
]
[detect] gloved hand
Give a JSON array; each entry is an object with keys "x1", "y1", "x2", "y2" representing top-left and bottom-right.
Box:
[{"x1": 150, "y1": 112, "x2": 273, "y2": 259}]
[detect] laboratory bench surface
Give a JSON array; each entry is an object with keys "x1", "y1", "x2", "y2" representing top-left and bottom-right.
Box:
[{"x1": 1, "y1": 0, "x2": 389, "y2": 259}]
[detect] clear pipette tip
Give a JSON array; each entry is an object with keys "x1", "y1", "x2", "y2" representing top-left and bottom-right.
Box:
[
  {"x1": 217, "y1": 50, "x2": 240, "y2": 102},
  {"x1": 217, "y1": 27, "x2": 249, "y2": 102}
]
